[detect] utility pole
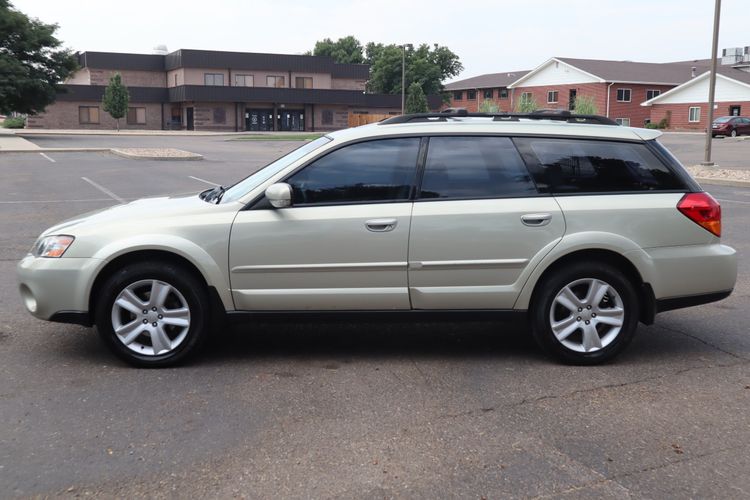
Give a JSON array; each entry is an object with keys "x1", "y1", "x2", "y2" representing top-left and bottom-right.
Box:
[
  {"x1": 401, "y1": 45, "x2": 406, "y2": 114},
  {"x1": 702, "y1": 0, "x2": 722, "y2": 166}
]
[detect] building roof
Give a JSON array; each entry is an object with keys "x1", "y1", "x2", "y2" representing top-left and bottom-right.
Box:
[
  {"x1": 556, "y1": 57, "x2": 711, "y2": 85},
  {"x1": 444, "y1": 71, "x2": 530, "y2": 91},
  {"x1": 76, "y1": 49, "x2": 370, "y2": 79},
  {"x1": 642, "y1": 66, "x2": 750, "y2": 106}
]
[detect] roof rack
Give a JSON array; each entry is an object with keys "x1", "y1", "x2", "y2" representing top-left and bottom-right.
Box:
[{"x1": 379, "y1": 108, "x2": 619, "y2": 126}]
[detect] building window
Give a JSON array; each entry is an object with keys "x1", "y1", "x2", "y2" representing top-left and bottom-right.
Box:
[
  {"x1": 204, "y1": 73, "x2": 224, "y2": 86},
  {"x1": 521, "y1": 92, "x2": 533, "y2": 101},
  {"x1": 615, "y1": 118, "x2": 630, "y2": 126},
  {"x1": 483, "y1": 89, "x2": 493, "y2": 99},
  {"x1": 295, "y1": 77, "x2": 313, "y2": 89},
  {"x1": 499, "y1": 88, "x2": 508, "y2": 99},
  {"x1": 688, "y1": 107, "x2": 701, "y2": 123},
  {"x1": 547, "y1": 90, "x2": 559, "y2": 103},
  {"x1": 267, "y1": 75, "x2": 285, "y2": 88},
  {"x1": 646, "y1": 89, "x2": 661, "y2": 100},
  {"x1": 173, "y1": 74, "x2": 177, "y2": 86},
  {"x1": 453, "y1": 91, "x2": 463, "y2": 101},
  {"x1": 616, "y1": 88, "x2": 631, "y2": 102},
  {"x1": 78, "y1": 106, "x2": 99, "y2": 124},
  {"x1": 234, "y1": 74, "x2": 254, "y2": 87},
  {"x1": 126, "y1": 107, "x2": 146, "y2": 125},
  {"x1": 213, "y1": 107, "x2": 226, "y2": 124},
  {"x1": 322, "y1": 109, "x2": 333, "y2": 125},
  {"x1": 467, "y1": 90, "x2": 477, "y2": 100}
]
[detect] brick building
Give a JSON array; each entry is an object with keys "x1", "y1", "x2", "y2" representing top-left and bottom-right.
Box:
[
  {"x1": 642, "y1": 63, "x2": 750, "y2": 131},
  {"x1": 443, "y1": 70, "x2": 528, "y2": 112},
  {"x1": 28, "y1": 49, "x2": 442, "y2": 131}
]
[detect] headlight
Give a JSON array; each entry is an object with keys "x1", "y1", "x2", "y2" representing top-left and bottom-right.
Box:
[{"x1": 32, "y1": 235, "x2": 75, "y2": 258}]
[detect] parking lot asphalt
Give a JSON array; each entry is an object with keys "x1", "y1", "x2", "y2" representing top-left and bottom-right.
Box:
[{"x1": 1, "y1": 139, "x2": 749, "y2": 498}]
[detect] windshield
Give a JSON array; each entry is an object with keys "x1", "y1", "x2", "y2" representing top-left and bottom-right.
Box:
[
  {"x1": 714, "y1": 117, "x2": 732, "y2": 123},
  {"x1": 220, "y1": 136, "x2": 332, "y2": 203}
]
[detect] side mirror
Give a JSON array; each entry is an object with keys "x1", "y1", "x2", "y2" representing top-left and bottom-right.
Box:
[{"x1": 265, "y1": 183, "x2": 293, "y2": 208}]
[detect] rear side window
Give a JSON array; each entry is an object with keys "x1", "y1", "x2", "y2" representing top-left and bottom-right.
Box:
[
  {"x1": 419, "y1": 136, "x2": 537, "y2": 199},
  {"x1": 286, "y1": 138, "x2": 420, "y2": 205},
  {"x1": 513, "y1": 138, "x2": 686, "y2": 194}
]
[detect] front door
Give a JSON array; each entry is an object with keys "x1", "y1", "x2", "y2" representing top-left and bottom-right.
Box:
[
  {"x1": 246, "y1": 109, "x2": 273, "y2": 131},
  {"x1": 228, "y1": 137, "x2": 421, "y2": 310},
  {"x1": 408, "y1": 136, "x2": 564, "y2": 309},
  {"x1": 278, "y1": 110, "x2": 304, "y2": 131},
  {"x1": 729, "y1": 105, "x2": 741, "y2": 116},
  {"x1": 569, "y1": 89, "x2": 577, "y2": 111},
  {"x1": 186, "y1": 107, "x2": 194, "y2": 131}
]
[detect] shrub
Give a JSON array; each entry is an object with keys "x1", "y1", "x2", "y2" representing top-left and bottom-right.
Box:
[
  {"x1": 572, "y1": 95, "x2": 598, "y2": 115},
  {"x1": 2, "y1": 116, "x2": 25, "y2": 128},
  {"x1": 516, "y1": 94, "x2": 538, "y2": 113},
  {"x1": 657, "y1": 117, "x2": 669, "y2": 129},
  {"x1": 644, "y1": 122, "x2": 659, "y2": 129},
  {"x1": 478, "y1": 99, "x2": 500, "y2": 113}
]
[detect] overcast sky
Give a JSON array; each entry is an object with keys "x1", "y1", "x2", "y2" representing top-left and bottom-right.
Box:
[{"x1": 11, "y1": 0, "x2": 749, "y2": 82}]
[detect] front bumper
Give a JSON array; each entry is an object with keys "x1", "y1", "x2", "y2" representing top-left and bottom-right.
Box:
[{"x1": 16, "y1": 254, "x2": 103, "y2": 323}]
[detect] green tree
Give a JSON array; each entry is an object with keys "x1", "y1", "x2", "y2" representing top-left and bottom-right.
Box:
[
  {"x1": 365, "y1": 43, "x2": 462, "y2": 99},
  {"x1": 405, "y1": 82, "x2": 429, "y2": 113},
  {"x1": 478, "y1": 99, "x2": 499, "y2": 113},
  {"x1": 573, "y1": 95, "x2": 599, "y2": 115},
  {"x1": 102, "y1": 73, "x2": 129, "y2": 131},
  {"x1": 309, "y1": 36, "x2": 364, "y2": 64},
  {"x1": 516, "y1": 94, "x2": 538, "y2": 113},
  {"x1": 0, "y1": 0, "x2": 78, "y2": 115}
]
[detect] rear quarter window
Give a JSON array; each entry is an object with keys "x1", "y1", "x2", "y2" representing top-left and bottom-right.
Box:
[{"x1": 513, "y1": 138, "x2": 687, "y2": 194}]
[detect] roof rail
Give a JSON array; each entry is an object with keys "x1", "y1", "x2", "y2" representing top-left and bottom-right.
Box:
[{"x1": 379, "y1": 109, "x2": 619, "y2": 126}]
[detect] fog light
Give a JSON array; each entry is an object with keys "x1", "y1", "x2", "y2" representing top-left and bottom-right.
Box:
[{"x1": 19, "y1": 284, "x2": 37, "y2": 313}]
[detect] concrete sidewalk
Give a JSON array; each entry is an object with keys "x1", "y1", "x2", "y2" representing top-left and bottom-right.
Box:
[
  {"x1": 17, "y1": 128, "x2": 313, "y2": 137},
  {"x1": 0, "y1": 130, "x2": 40, "y2": 151}
]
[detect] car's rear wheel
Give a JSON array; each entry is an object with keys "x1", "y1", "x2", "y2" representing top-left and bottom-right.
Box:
[
  {"x1": 531, "y1": 261, "x2": 639, "y2": 365},
  {"x1": 95, "y1": 261, "x2": 210, "y2": 367},
  {"x1": 730, "y1": 129, "x2": 738, "y2": 137}
]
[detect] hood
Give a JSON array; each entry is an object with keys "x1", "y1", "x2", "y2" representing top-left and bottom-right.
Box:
[{"x1": 41, "y1": 192, "x2": 224, "y2": 236}]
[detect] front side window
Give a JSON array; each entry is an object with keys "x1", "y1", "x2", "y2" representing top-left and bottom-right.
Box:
[
  {"x1": 514, "y1": 138, "x2": 686, "y2": 193},
  {"x1": 126, "y1": 107, "x2": 146, "y2": 125},
  {"x1": 547, "y1": 90, "x2": 559, "y2": 103},
  {"x1": 286, "y1": 138, "x2": 420, "y2": 205},
  {"x1": 204, "y1": 73, "x2": 224, "y2": 86},
  {"x1": 616, "y1": 88, "x2": 631, "y2": 102},
  {"x1": 689, "y1": 107, "x2": 701, "y2": 122},
  {"x1": 419, "y1": 137, "x2": 537, "y2": 200}
]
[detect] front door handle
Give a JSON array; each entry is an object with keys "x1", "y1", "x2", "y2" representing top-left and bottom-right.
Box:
[
  {"x1": 365, "y1": 218, "x2": 398, "y2": 232},
  {"x1": 521, "y1": 213, "x2": 552, "y2": 227}
]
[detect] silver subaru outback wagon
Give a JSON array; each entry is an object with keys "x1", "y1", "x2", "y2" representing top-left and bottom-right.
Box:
[{"x1": 17, "y1": 111, "x2": 737, "y2": 367}]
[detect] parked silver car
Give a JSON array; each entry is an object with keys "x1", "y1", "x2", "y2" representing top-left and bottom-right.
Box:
[{"x1": 17, "y1": 111, "x2": 737, "y2": 366}]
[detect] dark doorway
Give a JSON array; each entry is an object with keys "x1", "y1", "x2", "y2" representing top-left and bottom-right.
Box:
[
  {"x1": 277, "y1": 110, "x2": 305, "y2": 131},
  {"x1": 186, "y1": 107, "x2": 194, "y2": 131},
  {"x1": 730, "y1": 105, "x2": 741, "y2": 116},
  {"x1": 568, "y1": 89, "x2": 577, "y2": 111},
  {"x1": 246, "y1": 109, "x2": 273, "y2": 131}
]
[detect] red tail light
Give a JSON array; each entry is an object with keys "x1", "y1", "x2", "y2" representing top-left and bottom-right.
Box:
[{"x1": 677, "y1": 192, "x2": 721, "y2": 236}]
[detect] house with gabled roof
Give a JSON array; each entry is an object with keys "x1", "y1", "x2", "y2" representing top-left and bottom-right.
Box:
[{"x1": 443, "y1": 71, "x2": 529, "y2": 112}]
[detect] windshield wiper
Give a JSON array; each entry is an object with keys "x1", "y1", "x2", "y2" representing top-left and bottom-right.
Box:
[{"x1": 200, "y1": 185, "x2": 225, "y2": 204}]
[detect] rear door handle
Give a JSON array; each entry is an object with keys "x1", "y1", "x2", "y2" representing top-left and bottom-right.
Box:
[
  {"x1": 365, "y1": 218, "x2": 398, "y2": 232},
  {"x1": 521, "y1": 213, "x2": 552, "y2": 227}
]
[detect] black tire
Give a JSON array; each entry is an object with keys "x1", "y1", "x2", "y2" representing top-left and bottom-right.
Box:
[
  {"x1": 730, "y1": 129, "x2": 738, "y2": 137},
  {"x1": 94, "y1": 261, "x2": 210, "y2": 367},
  {"x1": 530, "y1": 261, "x2": 639, "y2": 365}
]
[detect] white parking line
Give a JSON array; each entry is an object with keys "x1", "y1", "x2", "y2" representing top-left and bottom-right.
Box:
[
  {"x1": 188, "y1": 175, "x2": 220, "y2": 187},
  {"x1": 39, "y1": 152, "x2": 56, "y2": 163},
  {"x1": 716, "y1": 198, "x2": 750, "y2": 205},
  {"x1": 81, "y1": 177, "x2": 125, "y2": 203}
]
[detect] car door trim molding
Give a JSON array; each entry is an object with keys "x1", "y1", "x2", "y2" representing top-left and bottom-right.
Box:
[
  {"x1": 409, "y1": 258, "x2": 529, "y2": 270},
  {"x1": 231, "y1": 261, "x2": 407, "y2": 273}
]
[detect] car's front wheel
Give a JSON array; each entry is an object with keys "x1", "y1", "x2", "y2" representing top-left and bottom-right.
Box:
[
  {"x1": 95, "y1": 261, "x2": 210, "y2": 367},
  {"x1": 531, "y1": 261, "x2": 639, "y2": 365},
  {"x1": 730, "y1": 129, "x2": 738, "y2": 137}
]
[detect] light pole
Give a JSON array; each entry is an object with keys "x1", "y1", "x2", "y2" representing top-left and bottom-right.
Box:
[
  {"x1": 401, "y1": 44, "x2": 406, "y2": 114},
  {"x1": 702, "y1": 0, "x2": 722, "y2": 166}
]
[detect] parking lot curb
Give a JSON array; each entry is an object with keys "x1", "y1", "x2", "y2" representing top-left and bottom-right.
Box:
[
  {"x1": 110, "y1": 148, "x2": 203, "y2": 161},
  {"x1": 694, "y1": 177, "x2": 750, "y2": 188}
]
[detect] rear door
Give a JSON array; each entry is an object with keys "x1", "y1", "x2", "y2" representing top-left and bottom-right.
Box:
[{"x1": 408, "y1": 136, "x2": 565, "y2": 309}]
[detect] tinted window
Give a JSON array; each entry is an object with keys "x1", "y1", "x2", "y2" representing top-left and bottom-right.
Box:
[
  {"x1": 419, "y1": 137, "x2": 537, "y2": 199},
  {"x1": 287, "y1": 138, "x2": 420, "y2": 205},
  {"x1": 514, "y1": 138, "x2": 686, "y2": 193}
]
